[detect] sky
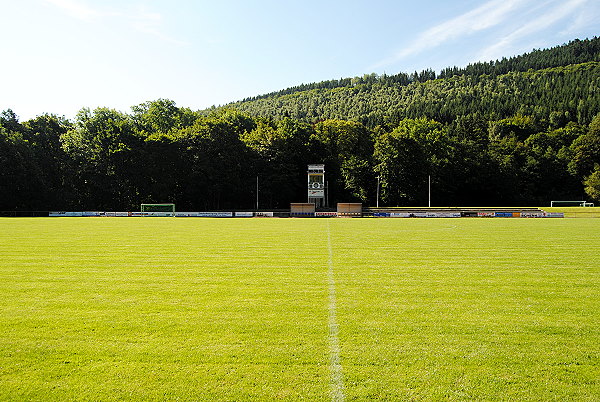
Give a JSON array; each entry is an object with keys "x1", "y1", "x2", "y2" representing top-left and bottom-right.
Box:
[{"x1": 1, "y1": 0, "x2": 598, "y2": 121}]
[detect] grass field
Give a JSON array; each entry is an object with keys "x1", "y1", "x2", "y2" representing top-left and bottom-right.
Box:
[{"x1": 1, "y1": 218, "x2": 599, "y2": 400}]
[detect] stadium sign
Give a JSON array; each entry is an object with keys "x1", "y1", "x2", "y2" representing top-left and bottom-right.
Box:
[{"x1": 234, "y1": 212, "x2": 254, "y2": 217}]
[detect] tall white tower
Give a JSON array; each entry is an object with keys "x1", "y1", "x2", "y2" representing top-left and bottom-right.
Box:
[{"x1": 307, "y1": 164, "x2": 325, "y2": 207}]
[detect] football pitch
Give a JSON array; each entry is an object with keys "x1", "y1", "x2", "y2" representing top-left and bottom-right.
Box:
[{"x1": 1, "y1": 218, "x2": 598, "y2": 400}]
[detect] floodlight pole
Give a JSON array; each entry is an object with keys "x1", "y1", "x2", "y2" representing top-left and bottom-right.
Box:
[
  {"x1": 428, "y1": 175, "x2": 431, "y2": 208},
  {"x1": 256, "y1": 176, "x2": 259, "y2": 211},
  {"x1": 376, "y1": 176, "x2": 380, "y2": 208}
]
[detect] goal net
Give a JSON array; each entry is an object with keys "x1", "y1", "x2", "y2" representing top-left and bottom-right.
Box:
[{"x1": 140, "y1": 203, "x2": 176, "y2": 216}]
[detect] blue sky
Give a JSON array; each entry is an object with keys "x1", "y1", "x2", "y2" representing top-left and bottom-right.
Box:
[{"x1": 1, "y1": 0, "x2": 598, "y2": 121}]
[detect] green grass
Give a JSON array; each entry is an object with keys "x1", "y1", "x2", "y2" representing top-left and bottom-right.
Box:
[
  {"x1": 543, "y1": 207, "x2": 600, "y2": 218},
  {"x1": 0, "y1": 218, "x2": 598, "y2": 400}
]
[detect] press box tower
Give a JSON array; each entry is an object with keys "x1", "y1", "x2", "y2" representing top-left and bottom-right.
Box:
[{"x1": 307, "y1": 164, "x2": 325, "y2": 207}]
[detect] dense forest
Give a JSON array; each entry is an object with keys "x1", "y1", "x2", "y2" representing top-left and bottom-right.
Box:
[{"x1": 1, "y1": 38, "x2": 600, "y2": 211}]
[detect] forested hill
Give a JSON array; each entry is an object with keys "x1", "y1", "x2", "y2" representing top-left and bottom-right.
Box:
[
  {"x1": 228, "y1": 37, "x2": 600, "y2": 127},
  {"x1": 2, "y1": 37, "x2": 600, "y2": 212},
  {"x1": 239, "y1": 38, "x2": 600, "y2": 102}
]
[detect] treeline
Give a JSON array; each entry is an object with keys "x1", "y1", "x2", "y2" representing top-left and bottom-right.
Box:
[
  {"x1": 439, "y1": 37, "x2": 600, "y2": 78},
  {"x1": 2, "y1": 38, "x2": 600, "y2": 211},
  {"x1": 239, "y1": 37, "x2": 600, "y2": 103},
  {"x1": 229, "y1": 62, "x2": 600, "y2": 129},
  {"x1": 1, "y1": 102, "x2": 599, "y2": 211}
]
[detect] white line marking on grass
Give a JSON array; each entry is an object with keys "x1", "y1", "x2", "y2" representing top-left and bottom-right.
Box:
[{"x1": 326, "y1": 221, "x2": 345, "y2": 402}]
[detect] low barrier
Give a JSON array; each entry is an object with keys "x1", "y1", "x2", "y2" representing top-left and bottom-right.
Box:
[
  {"x1": 255, "y1": 212, "x2": 275, "y2": 217},
  {"x1": 290, "y1": 212, "x2": 315, "y2": 217},
  {"x1": 174, "y1": 212, "x2": 233, "y2": 217},
  {"x1": 315, "y1": 212, "x2": 338, "y2": 217},
  {"x1": 234, "y1": 212, "x2": 253, "y2": 217},
  {"x1": 477, "y1": 212, "x2": 495, "y2": 217},
  {"x1": 41, "y1": 209, "x2": 565, "y2": 218},
  {"x1": 373, "y1": 212, "x2": 390, "y2": 217},
  {"x1": 436, "y1": 212, "x2": 462, "y2": 218},
  {"x1": 521, "y1": 212, "x2": 545, "y2": 218},
  {"x1": 337, "y1": 212, "x2": 362, "y2": 217}
]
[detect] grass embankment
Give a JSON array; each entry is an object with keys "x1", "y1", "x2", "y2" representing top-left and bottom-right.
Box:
[
  {"x1": 543, "y1": 207, "x2": 600, "y2": 218},
  {"x1": 0, "y1": 218, "x2": 598, "y2": 400}
]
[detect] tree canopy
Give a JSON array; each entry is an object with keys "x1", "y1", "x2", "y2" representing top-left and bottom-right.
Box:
[{"x1": 2, "y1": 38, "x2": 600, "y2": 211}]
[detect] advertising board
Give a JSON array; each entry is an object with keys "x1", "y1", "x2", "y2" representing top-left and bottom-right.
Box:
[
  {"x1": 174, "y1": 212, "x2": 233, "y2": 217},
  {"x1": 235, "y1": 212, "x2": 254, "y2": 217},
  {"x1": 521, "y1": 212, "x2": 544, "y2": 218},
  {"x1": 65, "y1": 212, "x2": 84, "y2": 217},
  {"x1": 477, "y1": 212, "x2": 495, "y2": 217},
  {"x1": 49, "y1": 211, "x2": 67, "y2": 217},
  {"x1": 254, "y1": 212, "x2": 274, "y2": 217},
  {"x1": 198, "y1": 212, "x2": 233, "y2": 217},
  {"x1": 373, "y1": 212, "x2": 390, "y2": 217},
  {"x1": 315, "y1": 212, "x2": 337, "y2": 217},
  {"x1": 494, "y1": 212, "x2": 513, "y2": 217}
]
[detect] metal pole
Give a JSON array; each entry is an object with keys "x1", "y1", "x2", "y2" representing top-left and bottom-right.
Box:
[
  {"x1": 428, "y1": 175, "x2": 431, "y2": 208},
  {"x1": 256, "y1": 176, "x2": 259, "y2": 210},
  {"x1": 376, "y1": 176, "x2": 380, "y2": 208}
]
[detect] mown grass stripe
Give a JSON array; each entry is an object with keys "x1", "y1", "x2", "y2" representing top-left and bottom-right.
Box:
[{"x1": 326, "y1": 220, "x2": 345, "y2": 402}]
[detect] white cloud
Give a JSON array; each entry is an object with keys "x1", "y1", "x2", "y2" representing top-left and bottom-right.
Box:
[
  {"x1": 42, "y1": 0, "x2": 107, "y2": 20},
  {"x1": 131, "y1": 10, "x2": 163, "y2": 35},
  {"x1": 559, "y1": 0, "x2": 600, "y2": 36},
  {"x1": 477, "y1": 0, "x2": 590, "y2": 61},
  {"x1": 42, "y1": 0, "x2": 186, "y2": 45},
  {"x1": 129, "y1": 7, "x2": 189, "y2": 46},
  {"x1": 372, "y1": 0, "x2": 530, "y2": 69},
  {"x1": 371, "y1": 0, "x2": 595, "y2": 70}
]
